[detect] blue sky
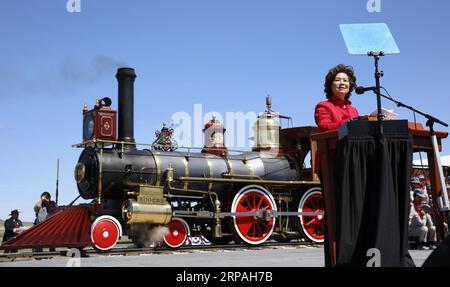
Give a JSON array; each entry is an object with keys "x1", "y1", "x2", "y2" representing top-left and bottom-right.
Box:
[{"x1": 1, "y1": 0, "x2": 450, "y2": 221}]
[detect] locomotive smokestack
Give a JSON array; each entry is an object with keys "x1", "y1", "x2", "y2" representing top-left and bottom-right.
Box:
[{"x1": 116, "y1": 67, "x2": 136, "y2": 149}]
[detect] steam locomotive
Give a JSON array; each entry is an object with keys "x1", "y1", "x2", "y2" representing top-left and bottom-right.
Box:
[{"x1": 74, "y1": 67, "x2": 324, "y2": 250}]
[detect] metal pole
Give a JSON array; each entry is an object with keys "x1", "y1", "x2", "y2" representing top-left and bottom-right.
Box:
[
  {"x1": 56, "y1": 159, "x2": 59, "y2": 205},
  {"x1": 374, "y1": 55, "x2": 383, "y2": 122},
  {"x1": 368, "y1": 51, "x2": 385, "y2": 135},
  {"x1": 429, "y1": 123, "x2": 450, "y2": 228},
  {"x1": 98, "y1": 147, "x2": 103, "y2": 202}
]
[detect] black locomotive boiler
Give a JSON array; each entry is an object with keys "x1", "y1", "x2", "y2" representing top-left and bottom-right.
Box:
[{"x1": 74, "y1": 67, "x2": 324, "y2": 250}]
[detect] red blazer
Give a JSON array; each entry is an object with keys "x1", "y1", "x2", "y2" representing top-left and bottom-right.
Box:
[
  {"x1": 314, "y1": 96, "x2": 359, "y2": 132},
  {"x1": 314, "y1": 96, "x2": 359, "y2": 173}
]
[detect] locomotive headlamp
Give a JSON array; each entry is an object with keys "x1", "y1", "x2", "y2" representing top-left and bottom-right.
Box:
[
  {"x1": 74, "y1": 162, "x2": 86, "y2": 183},
  {"x1": 82, "y1": 99, "x2": 117, "y2": 143}
]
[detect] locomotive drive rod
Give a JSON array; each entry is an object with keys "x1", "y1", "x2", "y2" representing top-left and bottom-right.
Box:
[
  {"x1": 219, "y1": 211, "x2": 324, "y2": 217},
  {"x1": 173, "y1": 210, "x2": 324, "y2": 219}
]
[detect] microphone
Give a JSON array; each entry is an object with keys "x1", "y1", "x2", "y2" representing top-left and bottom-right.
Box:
[{"x1": 355, "y1": 86, "x2": 378, "y2": 95}]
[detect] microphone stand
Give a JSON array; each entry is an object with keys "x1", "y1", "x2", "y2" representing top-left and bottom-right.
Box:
[
  {"x1": 368, "y1": 51, "x2": 387, "y2": 136},
  {"x1": 368, "y1": 51, "x2": 385, "y2": 122},
  {"x1": 379, "y1": 92, "x2": 450, "y2": 230},
  {"x1": 365, "y1": 52, "x2": 449, "y2": 225}
]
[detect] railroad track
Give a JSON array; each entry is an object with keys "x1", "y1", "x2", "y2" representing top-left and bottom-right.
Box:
[{"x1": 0, "y1": 240, "x2": 319, "y2": 262}]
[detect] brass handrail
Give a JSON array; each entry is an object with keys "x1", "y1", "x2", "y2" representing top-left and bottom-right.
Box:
[{"x1": 177, "y1": 176, "x2": 317, "y2": 185}]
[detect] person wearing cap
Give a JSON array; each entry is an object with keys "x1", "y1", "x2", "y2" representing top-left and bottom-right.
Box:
[
  {"x1": 410, "y1": 177, "x2": 421, "y2": 188},
  {"x1": 418, "y1": 175, "x2": 427, "y2": 193},
  {"x1": 408, "y1": 189, "x2": 437, "y2": 249},
  {"x1": 2, "y1": 210, "x2": 23, "y2": 253},
  {"x1": 33, "y1": 192, "x2": 57, "y2": 252},
  {"x1": 410, "y1": 177, "x2": 421, "y2": 199}
]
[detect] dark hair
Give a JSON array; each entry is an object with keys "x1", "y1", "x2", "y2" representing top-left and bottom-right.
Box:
[
  {"x1": 41, "y1": 191, "x2": 51, "y2": 199},
  {"x1": 324, "y1": 64, "x2": 357, "y2": 99}
]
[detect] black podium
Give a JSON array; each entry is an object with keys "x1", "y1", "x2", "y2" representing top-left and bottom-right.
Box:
[{"x1": 333, "y1": 120, "x2": 414, "y2": 266}]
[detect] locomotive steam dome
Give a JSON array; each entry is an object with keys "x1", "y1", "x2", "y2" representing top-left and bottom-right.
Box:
[{"x1": 252, "y1": 95, "x2": 280, "y2": 151}]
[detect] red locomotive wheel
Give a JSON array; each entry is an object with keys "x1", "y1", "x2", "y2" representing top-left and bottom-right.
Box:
[
  {"x1": 231, "y1": 186, "x2": 277, "y2": 245},
  {"x1": 298, "y1": 187, "x2": 325, "y2": 243},
  {"x1": 91, "y1": 216, "x2": 122, "y2": 251},
  {"x1": 164, "y1": 218, "x2": 189, "y2": 248}
]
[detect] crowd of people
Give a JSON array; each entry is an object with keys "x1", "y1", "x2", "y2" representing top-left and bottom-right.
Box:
[{"x1": 408, "y1": 175, "x2": 450, "y2": 250}]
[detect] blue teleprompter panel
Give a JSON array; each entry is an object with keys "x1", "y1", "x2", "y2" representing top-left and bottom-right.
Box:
[{"x1": 339, "y1": 23, "x2": 400, "y2": 55}]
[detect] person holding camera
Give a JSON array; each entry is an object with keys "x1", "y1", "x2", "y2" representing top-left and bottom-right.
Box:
[
  {"x1": 32, "y1": 192, "x2": 57, "y2": 252},
  {"x1": 33, "y1": 191, "x2": 57, "y2": 225}
]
